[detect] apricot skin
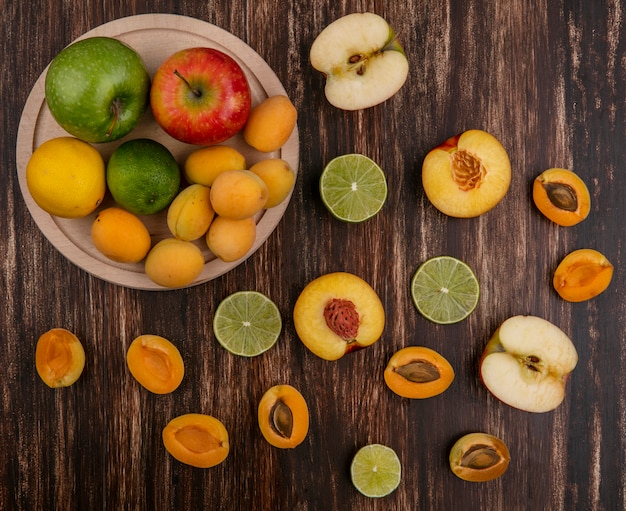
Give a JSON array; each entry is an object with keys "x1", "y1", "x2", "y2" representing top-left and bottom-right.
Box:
[
  {"x1": 258, "y1": 384, "x2": 309, "y2": 449},
  {"x1": 533, "y1": 168, "x2": 591, "y2": 226},
  {"x1": 553, "y1": 248, "x2": 613, "y2": 302},
  {"x1": 243, "y1": 95, "x2": 297, "y2": 152},
  {"x1": 384, "y1": 346, "x2": 454, "y2": 399},
  {"x1": 206, "y1": 216, "x2": 256, "y2": 262},
  {"x1": 162, "y1": 413, "x2": 229, "y2": 468},
  {"x1": 144, "y1": 238, "x2": 205, "y2": 288},
  {"x1": 126, "y1": 335, "x2": 184, "y2": 394},
  {"x1": 209, "y1": 170, "x2": 269, "y2": 220},
  {"x1": 35, "y1": 328, "x2": 85, "y2": 388}
]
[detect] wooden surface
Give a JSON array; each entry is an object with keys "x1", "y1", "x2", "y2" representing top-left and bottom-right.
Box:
[{"x1": 2, "y1": 1, "x2": 625, "y2": 510}]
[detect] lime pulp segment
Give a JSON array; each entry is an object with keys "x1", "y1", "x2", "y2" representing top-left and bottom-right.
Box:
[
  {"x1": 411, "y1": 256, "x2": 480, "y2": 324},
  {"x1": 350, "y1": 444, "x2": 402, "y2": 498},
  {"x1": 213, "y1": 291, "x2": 282, "y2": 357},
  {"x1": 320, "y1": 154, "x2": 387, "y2": 222}
]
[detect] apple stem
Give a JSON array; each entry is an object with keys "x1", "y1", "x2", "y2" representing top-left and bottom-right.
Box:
[
  {"x1": 106, "y1": 99, "x2": 121, "y2": 139},
  {"x1": 174, "y1": 69, "x2": 202, "y2": 98}
]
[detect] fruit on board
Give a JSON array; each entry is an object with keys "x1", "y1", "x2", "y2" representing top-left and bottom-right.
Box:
[
  {"x1": 243, "y1": 95, "x2": 297, "y2": 152},
  {"x1": 533, "y1": 168, "x2": 591, "y2": 226},
  {"x1": 126, "y1": 335, "x2": 184, "y2": 394},
  {"x1": 249, "y1": 158, "x2": 297, "y2": 208},
  {"x1": 209, "y1": 170, "x2": 268, "y2": 220},
  {"x1": 257, "y1": 384, "x2": 309, "y2": 449},
  {"x1": 293, "y1": 272, "x2": 385, "y2": 361},
  {"x1": 91, "y1": 207, "x2": 152, "y2": 263},
  {"x1": 184, "y1": 145, "x2": 247, "y2": 187},
  {"x1": 384, "y1": 346, "x2": 454, "y2": 399},
  {"x1": 449, "y1": 433, "x2": 510, "y2": 482},
  {"x1": 162, "y1": 413, "x2": 229, "y2": 468},
  {"x1": 167, "y1": 184, "x2": 215, "y2": 241},
  {"x1": 106, "y1": 138, "x2": 181, "y2": 216},
  {"x1": 309, "y1": 12, "x2": 409, "y2": 110},
  {"x1": 144, "y1": 238, "x2": 205, "y2": 288},
  {"x1": 422, "y1": 129, "x2": 511, "y2": 218},
  {"x1": 206, "y1": 216, "x2": 256, "y2": 262},
  {"x1": 26, "y1": 136, "x2": 105, "y2": 218},
  {"x1": 479, "y1": 315, "x2": 578, "y2": 413},
  {"x1": 35, "y1": 328, "x2": 85, "y2": 388},
  {"x1": 45, "y1": 37, "x2": 150, "y2": 143},
  {"x1": 553, "y1": 248, "x2": 613, "y2": 302},
  {"x1": 150, "y1": 47, "x2": 251, "y2": 145}
]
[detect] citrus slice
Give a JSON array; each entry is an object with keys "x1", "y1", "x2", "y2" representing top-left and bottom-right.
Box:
[
  {"x1": 411, "y1": 256, "x2": 480, "y2": 324},
  {"x1": 213, "y1": 291, "x2": 282, "y2": 357},
  {"x1": 350, "y1": 444, "x2": 402, "y2": 498},
  {"x1": 319, "y1": 154, "x2": 387, "y2": 222}
]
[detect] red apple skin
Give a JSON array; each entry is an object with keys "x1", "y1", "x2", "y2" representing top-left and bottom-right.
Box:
[{"x1": 150, "y1": 47, "x2": 251, "y2": 145}]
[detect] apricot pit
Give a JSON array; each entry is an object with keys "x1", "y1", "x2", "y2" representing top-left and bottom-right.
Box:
[
  {"x1": 126, "y1": 334, "x2": 184, "y2": 394},
  {"x1": 35, "y1": 328, "x2": 85, "y2": 388},
  {"x1": 258, "y1": 384, "x2": 309, "y2": 449},
  {"x1": 384, "y1": 346, "x2": 454, "y2": 398},
  {"x1": 553, "y1": 248, "x2": 613, "y2": 302},
  {"x1": 449, "y1": 432, "x2": 510, "y2": 482},
  {"x1": 533, "y1": 168, "x2": 591, "y2": 226}
]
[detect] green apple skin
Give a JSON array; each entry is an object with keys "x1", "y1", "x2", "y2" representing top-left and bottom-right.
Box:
[{"x1": 45, "y1": 37, "x2": 151, "y2": 143}]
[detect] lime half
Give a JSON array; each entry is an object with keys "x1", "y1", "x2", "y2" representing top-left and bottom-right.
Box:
[
  {"x1": 213, "y1": 291, "x2": 282, "y2": 357},
  {"x1": 411, "y1": 256, "x2": 480, "y2": 324},
  {"x1": 320, "y1": 154, "x2": 387, "y2": 222},
  {"x1": 350, "y1": 444, "x2": 401, "y2": 498}
]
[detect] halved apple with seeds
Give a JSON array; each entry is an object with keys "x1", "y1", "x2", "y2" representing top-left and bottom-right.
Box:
[
  {"x1": 293, "y1": 272, "x2": 385, "y2": 360},
  {"x1": 422, "y1": 129, "x2": 511, "y2": 218}
]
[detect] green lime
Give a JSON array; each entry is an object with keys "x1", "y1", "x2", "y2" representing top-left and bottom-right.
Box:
[
  {"x1": 319, "y1": 154, "x2": 387, "y2": 222},
  {"x1": 411, "y1": 256, "x2": 480, "y2": 324},
  {"x1": 350, "y1": 444, "x2": 401, "y2": 498},
  {"x1": 213, "y1": 291, "x2": 282, "y2": 357},
  {"x1": 106, "y1": 138, "x2": 180, "y2": 215}
]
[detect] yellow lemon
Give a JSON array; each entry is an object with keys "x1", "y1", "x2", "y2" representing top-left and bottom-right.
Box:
[{"x1": 26, "y1": 137, "x2": 106, "y2": 218}]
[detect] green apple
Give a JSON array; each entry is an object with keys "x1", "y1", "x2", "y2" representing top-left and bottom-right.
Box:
[{"x1": 44, "y1": 37, "x2": 150, "y2": 143}]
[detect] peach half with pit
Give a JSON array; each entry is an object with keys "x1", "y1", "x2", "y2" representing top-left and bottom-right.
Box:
[
  {"x1": 293, "y1": 272, "x2": 385, "y2": 361},
  {"x1": 422, "y1": 129, "x2": 511, "y2": 218}
]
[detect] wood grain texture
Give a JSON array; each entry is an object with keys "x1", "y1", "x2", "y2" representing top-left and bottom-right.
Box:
[{"x1": 2, "y1": 1, "x2": 625, "y2": 510}]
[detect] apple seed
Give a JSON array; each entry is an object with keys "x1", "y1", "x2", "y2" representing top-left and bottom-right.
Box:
[
  {"x1": 394, "y1": 360, "x2": 440, "y2": 383},
  {"x1": 324, "y1": 298, "x2": 359, "y2": 340},
  {"x1": 270, "y1": 399, "x2": 294, "y2": 439},
  {"x1": 451, "y1": 150, "x2": 486, "y2": 191},
  {"x1": 543, "y1": 182, "x2": 578, "y2": 212}
]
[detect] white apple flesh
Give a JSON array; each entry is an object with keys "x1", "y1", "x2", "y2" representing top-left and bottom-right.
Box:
[
  {"x1": 309, "y1": 12, "x2": 409, "y2": 110},
  {"x1": 480, "y1": 315, "x2": 578, "y2": 413}
]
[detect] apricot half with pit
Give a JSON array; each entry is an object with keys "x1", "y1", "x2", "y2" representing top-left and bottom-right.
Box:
[
  {"x1": 293, "y1": 272, "x2": 385, "y2": 361},
  {"x1": 384, "y1": 346, "x2": 454, "y2": 399},
  {"x1": 162, "y1": 413, "x2": 229, "y2": 468},
  {"x1": 422, "y1": 129, "x2": 511, "y2": 218},
  {"x1": 449, "y1": 432, "x2": 510, "y2": 482},
  {"x1": 533, "y1": 168, "x2": 590, "y2": 226},
  {"x1": 126, "y1": 334, "x2": 184, "y2": 394},
  {"x1": 258, "y1": 384, "x2": 309, "y2": 449},
  {"x1": 553, "y1": 248, "x2": 613, "y2": 302},
  {"x1": 35, "y1": 327, "x2": 85, "y2": 388}
]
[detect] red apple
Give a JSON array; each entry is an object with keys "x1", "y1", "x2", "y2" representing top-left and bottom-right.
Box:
[{"x1": 150, "y1": 47, "x2": 251, "y2": 145}]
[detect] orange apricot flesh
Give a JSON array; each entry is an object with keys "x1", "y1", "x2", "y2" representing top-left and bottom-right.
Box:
[
  {"x1": 126, "y1": 334, "x2": 184, "y2": 394},
  {"x1": 384, "y1": 346, "x2": 454, "y2": 398},
  {"x1": 553, "y1": 248, "x2": 613, "y2": 302},
  {"x1": 162, "y1": 413, "x2": 229, "y2": 468},
  {"x1": 35, "y1": 328, "x2": 85, "y2": 388},
  {"x1": 258, "y1": 384, "x2": 309, "y2": 449},
  {"x1": 533, "y1": 168, "x2": 591, "y2": 226},
  {"x1": 449, "y1": 432, "x2": 510, "y2": 482}
]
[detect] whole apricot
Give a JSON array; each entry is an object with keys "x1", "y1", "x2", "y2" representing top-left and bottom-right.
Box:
[
  {"x1": 162, "y1": 413, "x2": 229, "y2": 468},
  {"x1": 209, "y1": 170, "x2": 268, "y2": 220},
  {"x1": 258, "y1": 384, "x2": 309, "y2": 449},
  {"x1": 144, "y1": 238, "x2": 205, "y2": 288},
  {"x1": 553, "y1": 248, "x2": 613, "y2": 302},
  {"x1": 243, "y1": 95, "x2": 297, "y2": 152},
  {"x1": 184, "y1": 145, "x2": 246, "y2": 186},
  {"x1": 206, "y1": 216, "x2": 256, "y2": 262},
  {"x1": 249, "y1": 158, "x2": 297, "y2": 208},
  {"x1": 449, "y1": 433, "x2": 510, "y2": 482},
  {"x1": 293, "y1": 272, "x2": 385, "y2": 360},
  {"x1": 91, "y1": 207, "x2": 152, "y2": 263},
  {"x1": 126, "y1": 334, "x2": 184, "y2": 394},
  {"x1": 35, "y1": 328, "x2": 85, "y2": 388},
  {"x1": 384, "y1": 346, "x2": 454, "y2": 399},
  {"x1": 533, "y1": 168, "x2": 591, "y2": 226},
  {"x1": 167, "y1": 184, "x2": 215, "y2": 241}
]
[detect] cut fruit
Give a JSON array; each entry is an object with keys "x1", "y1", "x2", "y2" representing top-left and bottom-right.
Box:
[
  {"x1": 411, "y1": 256, "x2": 479, "y2": 324},
  {"x1": 213, "y1": 291, "x2": 282, "y2": 357},
  {"x1": 320, "y1": 154, "x2": 387, "y2": 223},
  {"x1": 350, "y1": 444, "x2": 402, "y2": 498}
]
